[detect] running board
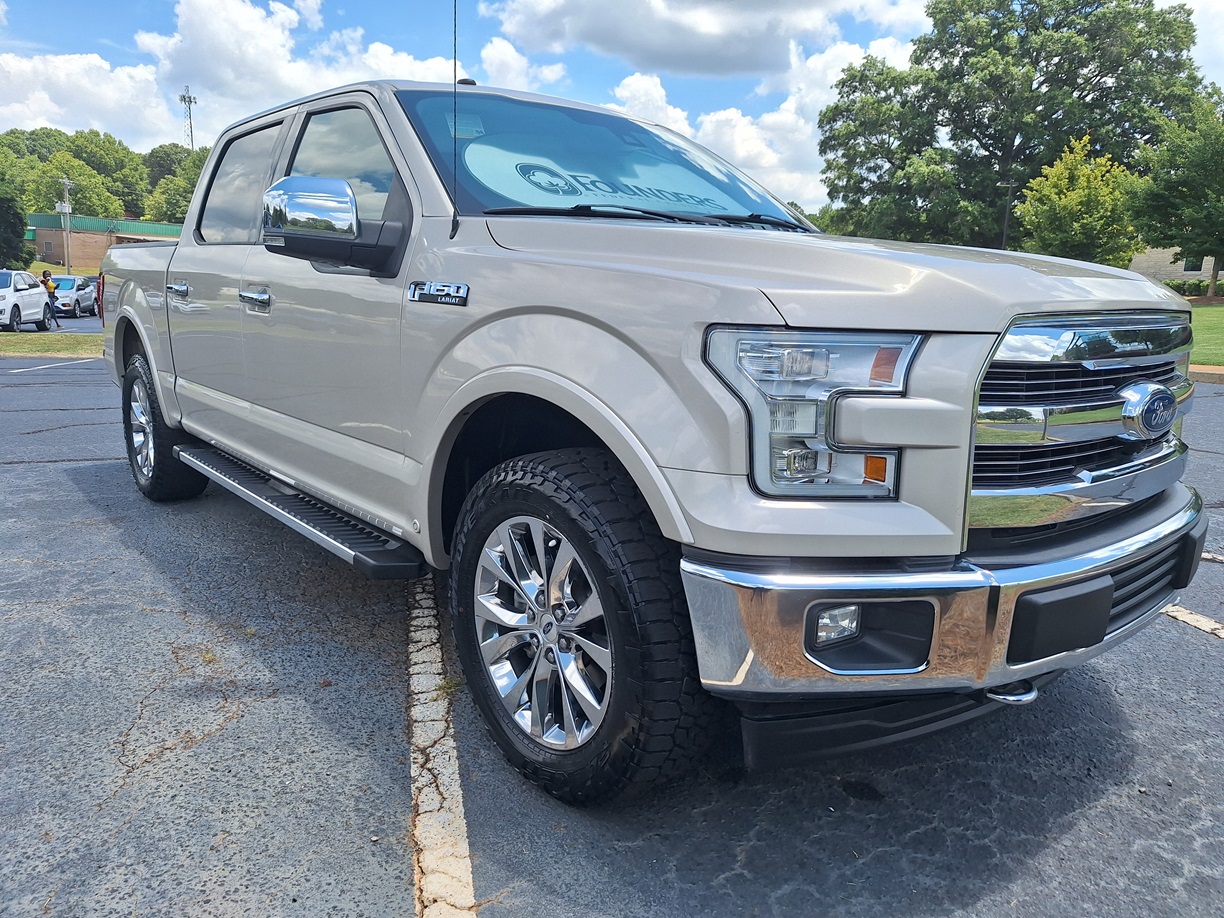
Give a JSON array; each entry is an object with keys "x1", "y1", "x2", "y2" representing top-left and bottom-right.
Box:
[{"x1": 175, "y1": 446, "x2": 426, "y2": 580}]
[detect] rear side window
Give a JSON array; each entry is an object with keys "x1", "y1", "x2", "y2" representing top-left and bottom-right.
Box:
[
  {"x1": 199, "y1": 123, "x2": 282, "y2": 244},
  {"x1": 288, "y1": 107, "x2": 399, "y2": 221}
]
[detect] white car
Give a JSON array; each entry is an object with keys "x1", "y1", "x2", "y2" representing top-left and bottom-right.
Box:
[
  {"x1": 52, "y1": 275, "x2": 98, "y2": 317},
  {"x1": 0, "y1": 270, "x2": 54, "y2": 332}
]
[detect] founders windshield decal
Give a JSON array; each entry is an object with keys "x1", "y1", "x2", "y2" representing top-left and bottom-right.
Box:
[{"x1": 467, "y1": 141, "x2": 739, "y2": 213}]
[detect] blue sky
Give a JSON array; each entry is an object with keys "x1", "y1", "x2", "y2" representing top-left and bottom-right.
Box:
[{"x1": 1, "y1": 0, "x2": 1220, "y2": 209}]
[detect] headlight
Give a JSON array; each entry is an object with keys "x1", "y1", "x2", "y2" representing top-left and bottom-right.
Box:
[{"x1": 706, "y1": 327, "x2": 922, "y2": 498}]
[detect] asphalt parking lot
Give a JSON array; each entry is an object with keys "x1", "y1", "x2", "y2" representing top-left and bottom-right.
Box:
[{"x1": 1, "y1": 357, "x2": 1221, "y2": 918}]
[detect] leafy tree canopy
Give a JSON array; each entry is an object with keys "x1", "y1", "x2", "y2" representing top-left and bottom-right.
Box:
[
  {"x1": 1134, "y1": 101, "x2": 1224, "y2": 294},
  {"x1": 819, "y1": 0, "x2": 1204, "y2": 247},
  {"x1": 68, "y1": 129, "x2": 141, "y2": 178},
  {"x1": 144, "y1": 146, "x2": 210, "y2": 224},
  {"x1": 24, "y1": 151, "x2": 124, "y2": 219},
  {"x1": 144, "y1": 143, "x2": 192, "y2": 187},
  {"x1": 0, "y1": 192, "x2": 33, "y2": 268},
  {"x1": 1014, "y1": 135, "x2": 1145, "y2": 268},
  {"x1": 0, "y1": 127, "x2": 71, "y2": 162}
]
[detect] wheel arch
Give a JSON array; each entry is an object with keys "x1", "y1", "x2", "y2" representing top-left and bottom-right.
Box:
[{"x1": 426, "y1": 372, "x2": 695, "y2": 567}]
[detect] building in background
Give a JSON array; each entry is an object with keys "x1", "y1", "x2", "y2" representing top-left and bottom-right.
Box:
[
  {"x1": 25, "y1": 214, "x2": 181, "y2": 271},
  {"x1": 1128, "y1": 248, "x2": 1218, "y2": 285}
]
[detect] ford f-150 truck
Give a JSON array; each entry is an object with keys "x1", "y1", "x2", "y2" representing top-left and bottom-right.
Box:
[{"x1": 102, "y1": 80, "x2": 1207, "y2": 804}]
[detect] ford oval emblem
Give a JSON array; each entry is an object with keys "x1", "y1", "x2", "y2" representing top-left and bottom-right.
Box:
[{"x1": 1117, "y1": 382, "x2": 1179, "y2": 440}]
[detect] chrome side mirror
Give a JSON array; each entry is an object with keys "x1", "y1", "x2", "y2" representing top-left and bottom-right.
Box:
[{"x1": 262, "y1": 176, "x2": 359, "y2": 241}]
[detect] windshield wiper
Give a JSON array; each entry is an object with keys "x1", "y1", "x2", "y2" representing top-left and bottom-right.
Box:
[
  {"x1": 705, "y1": 212, "x2": 815, "y2": 232},
  {"x1": 483, "y1": 204, "x2": 726, "y2": 225}
]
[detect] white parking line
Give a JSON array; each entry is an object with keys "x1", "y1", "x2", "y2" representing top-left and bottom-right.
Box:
[
  {"x1": 8, "y1": 358, "x2": 101, "y2": 374},
  {"x1": 407, "y1": 577, "x2": 476, "y2": 917},
  {"x1": 1165, "y1": 605, "x2": 1224, "y2": 638}
]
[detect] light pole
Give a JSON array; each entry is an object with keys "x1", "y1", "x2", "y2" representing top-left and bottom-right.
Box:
[
  {"x1": 55, "y1": 177, "x2": 75, "y2": 273},
  {"x1": 997, "y1": 180, "x2": 1018, "y2": 250}
]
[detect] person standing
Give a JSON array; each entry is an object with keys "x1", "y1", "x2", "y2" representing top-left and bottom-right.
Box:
[{"x1": 39, "y1": 270, "x2": 63, "y2": 329}]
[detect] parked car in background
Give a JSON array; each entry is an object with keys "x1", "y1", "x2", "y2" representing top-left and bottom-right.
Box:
[
  {"x1": 51, "y1": 275, "x2": 99, "y2": 317},
  {"x1": 0, "y1": 269, "x2": 54, "y2": 331}
]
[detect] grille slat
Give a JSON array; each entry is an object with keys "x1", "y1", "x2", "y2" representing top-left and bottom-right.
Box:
[
  {"x1": 974, "y1": 439, "x2": 1147, "y2": 488},
  {"x1": 981, "y1": 361, "x2": 1180, "y2": 406}
]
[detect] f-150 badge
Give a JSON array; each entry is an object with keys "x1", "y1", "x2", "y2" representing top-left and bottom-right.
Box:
[{"x1": 409, "y1": 281, "x2": 469, "y2": 306}]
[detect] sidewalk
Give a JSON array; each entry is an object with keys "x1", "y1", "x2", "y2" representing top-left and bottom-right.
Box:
[{"x1": 1191, "y1": 365, "x2": 1224, "y2": 384}]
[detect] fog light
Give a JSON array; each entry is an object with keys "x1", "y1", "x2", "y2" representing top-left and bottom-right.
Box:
[{"x1": 815, "y1": 604, "x2": 861, "y2": 645}]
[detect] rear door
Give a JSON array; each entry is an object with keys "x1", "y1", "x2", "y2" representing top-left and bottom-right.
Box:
[{"x1": 167, "y1": 115, "x2": 289, "y2": 450}]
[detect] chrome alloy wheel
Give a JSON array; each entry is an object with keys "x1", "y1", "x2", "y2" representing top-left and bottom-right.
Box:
[
  {"x1": 473, "y1": 515, "x2": 612, "y2": 749},
  {"x1": 128, "y1": 376, "x2": 155, "y2": 478}
]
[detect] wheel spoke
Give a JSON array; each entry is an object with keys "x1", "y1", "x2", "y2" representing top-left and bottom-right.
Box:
[
  {"x1": 547, "y1": 539, "x2": 579, "y2": 610},
  {"x1": 473, "y1": 584, "x2": 530, "y2": 630},
  {"x1": 569, "y1": 631, "x2": 612, "y2": 673},
  {"x1": 558, "y1": 650, "x2": 605, "y2": 726},
  {"x1": 554, "y1": 662, "x2": 583, "y2": 747},
  {"x1": 477, "y1": 545, "x2": 535, "y2": 612},
  {"x1": 495, "y1": 654, "x2": 537, "y2": 719},
  {"x1": 529, "y1": 652, "x2": 556, "y2": 739},
  {"x1": 498, "y1": 521, "x2": 545, "y2": 607},
  {"x1": 566, "y1": 589, "x2": 606, "y2": 630},
  {"x1": 479, "y1": 629, "x2": 532, "y2": 667}
]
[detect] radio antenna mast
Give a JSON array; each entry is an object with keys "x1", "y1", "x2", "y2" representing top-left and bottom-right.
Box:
[
  {"x1": 449, "y1": 0, "x2": 460, "y2": 239},
  {"x1": 178, "y1": 85, "x2": 198, "y2": 150}
]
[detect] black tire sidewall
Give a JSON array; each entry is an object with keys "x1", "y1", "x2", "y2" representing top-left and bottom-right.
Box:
[
  {"x1": 121, "y1": 354, "x2": 207, "y2": 501},
  {"x1": 451, "y1": 462, "x2": 649, "y2": 794}
]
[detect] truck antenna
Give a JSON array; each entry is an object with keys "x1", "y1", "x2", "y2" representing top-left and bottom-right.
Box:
[{"x1": 449, "y1": 0, "x2": 460, "y2": 240}]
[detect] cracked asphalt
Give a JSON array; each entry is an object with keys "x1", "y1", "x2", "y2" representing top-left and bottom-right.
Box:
[{"x1": 1, "y1": 357, "x2": 1221, "y2": 917}]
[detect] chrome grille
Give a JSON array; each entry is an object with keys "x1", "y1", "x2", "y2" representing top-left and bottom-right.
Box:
[
  {"x1": 973, "y1": 438, "x2": 1149, "y2": 488},
  {"x1": 969, "y1": 312, "x2": 1193, "y2": 529},
  {"x1": 980, "y1": 361, "x2": 1181, "y2": 406}
]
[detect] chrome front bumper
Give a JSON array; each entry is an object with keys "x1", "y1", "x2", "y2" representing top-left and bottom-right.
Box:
[{"x1": 680, "y1": 485, "x2": 1206, "y2": 699}]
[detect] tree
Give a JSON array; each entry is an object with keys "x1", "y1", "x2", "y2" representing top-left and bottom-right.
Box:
[
  {"x1": 145, "y1": 143, "x2": 192, "y2": 187},
  {"x1": 144, "y1": 147, "x2": 209, "y2": 224},
  {"x1": 0, "y1": 192, "x2": 33, "y2": 267},
  {"x1": 1014, "y1": 134, "x2": 1146, "y2": 267},
  {"x1": 0, "y1": 127, "x2": 71, "y2": 162},
  {"x1": 1134, "y1": 102, "x2": 1224, "y2": 295},
  {"x1": 818, "y1": 0, "x2": 1203, "y2": 247},
  {"x1": 23, "y1": 151, "x2": 124, "y2": 218}
]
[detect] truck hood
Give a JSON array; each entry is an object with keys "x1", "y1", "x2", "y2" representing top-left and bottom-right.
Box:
[{"x1": 485, "y1": 219, "x2": 1187, "y2": 333}]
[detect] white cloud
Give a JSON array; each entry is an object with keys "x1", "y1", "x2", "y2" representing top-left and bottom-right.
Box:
[
  {"x1": 0, "y1": 3, "x2": 8, "y2": 29},
  {"x1": 480, "y1": 0, "x2": 926, "y2": 74},
  {"x1": 0, "y1": 53, "x2": 173, "y2": 151},
  {"x1": 608, "y1": 73, "x2": 693, "y2": 136},
  {"x1": 127, "y1": 0, "x2": 461, "y2": 149},
  {"x1": 480, "y1": 37, "x2": 565, "y2": 90},
  {"x1": 294, "y1": 0, "x2": 324, "y2": 30}
]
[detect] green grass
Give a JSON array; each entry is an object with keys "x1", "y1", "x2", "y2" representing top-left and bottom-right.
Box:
[
  {"x1": 1191, "y1": 304, "x2": 1224, "y2": 366},
  {"x1": 0, "y1": 333, "x2": 104, "y2": 359},
  {"x1": 29, "y1": 259, "x2": 102, "y2": 277}
]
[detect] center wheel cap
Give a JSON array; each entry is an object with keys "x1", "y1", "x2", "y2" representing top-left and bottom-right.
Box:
[{"x1": 540, "y1": 615, "x2": 559, "y2": 643}]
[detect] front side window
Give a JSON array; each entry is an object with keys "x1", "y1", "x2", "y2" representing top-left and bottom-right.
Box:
[
  {"x1": 397, "y1": 90, "x2": 805, "y2": 227},
  {"x1": 199, "y1": 123, "x2": 282, "y2": 244},
  {"x1": 289, "y1": 107, "x2": 398, "y2": 221}
]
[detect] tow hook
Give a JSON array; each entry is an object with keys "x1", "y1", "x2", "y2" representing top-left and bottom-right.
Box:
[{"x1": 985, "y1": 680, "x2": 1040, "y2": 705}]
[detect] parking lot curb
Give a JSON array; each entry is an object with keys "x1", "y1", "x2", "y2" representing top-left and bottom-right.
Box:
[{"x1": 1191, "y1": 365, "x2": 1224, "y2": 384}]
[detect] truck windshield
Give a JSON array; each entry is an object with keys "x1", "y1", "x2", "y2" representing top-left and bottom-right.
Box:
[{"x1": 397, "y1": 89, "x2": 810, "y2": 230}]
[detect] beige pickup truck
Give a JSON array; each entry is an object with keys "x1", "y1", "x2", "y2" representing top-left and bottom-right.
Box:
[{"x1": 103, "y1": 80, "x2": 1206, "y2": 803}]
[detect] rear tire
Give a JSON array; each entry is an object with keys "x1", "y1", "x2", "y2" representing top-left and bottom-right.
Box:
[
  {"x1": 71, "y1": 301, "x2": 80, "y2": 318},
  {"x1": 122, "y1": 354, "x2": 209, "y2": 501},
  {"x1": 450, "y1": 448, "x2": 715, "y2": 805},
  {"x1": 34, "y1": 306, "x2": 51, "y2": 332}
]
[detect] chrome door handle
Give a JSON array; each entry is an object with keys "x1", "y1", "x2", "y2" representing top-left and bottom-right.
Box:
[
  {"x1": 166, "y1": 282, "x2": 189, "y2": 297},
  {"x1": 239, "y1": 290, "x2": 272, "y2": 311}
]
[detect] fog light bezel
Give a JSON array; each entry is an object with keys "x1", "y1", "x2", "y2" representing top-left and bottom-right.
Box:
[{"x1": 802, "y1": 599, "x2": 936, "y2": 675}]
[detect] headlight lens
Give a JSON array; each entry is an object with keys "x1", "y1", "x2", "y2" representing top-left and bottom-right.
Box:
[{"x1": 707, "y1": 327, "x2": 922, "y2": 497}]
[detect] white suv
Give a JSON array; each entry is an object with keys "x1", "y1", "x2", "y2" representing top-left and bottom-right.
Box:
[{"x1": 0, "y1": 270, "x2": 54, "y2": 332}]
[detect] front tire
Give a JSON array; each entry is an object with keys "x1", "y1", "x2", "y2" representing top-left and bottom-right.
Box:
[
  {"x1": 5, "y1": 307, "x2": 20, "y2": 332},
  {"x1": 122, "y1": 354, "x2": 209, "y2": 501},
  {"x1": 450, "y1": 448, "x2": 713, "y2": 805}
]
